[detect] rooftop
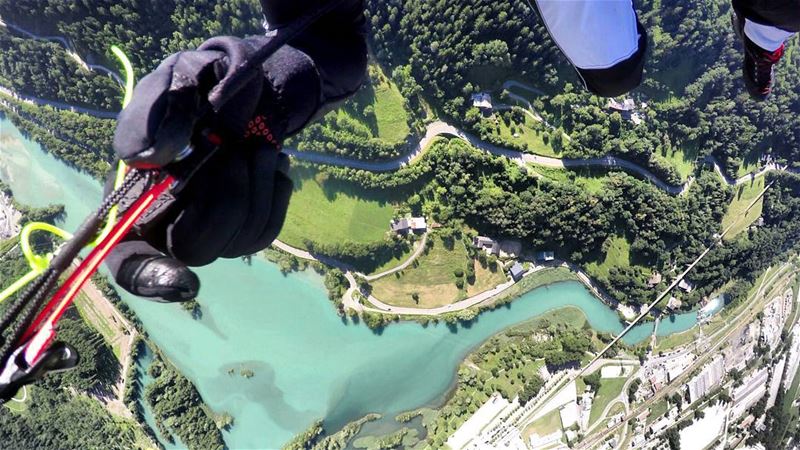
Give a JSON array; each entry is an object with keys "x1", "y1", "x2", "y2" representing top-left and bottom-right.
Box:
[
  {"x1": 509, "y1": 262, "x2": 525, "y2": 280},
  {"x1": 471, "y1": 92, "x2": 493, "y2": 110}
]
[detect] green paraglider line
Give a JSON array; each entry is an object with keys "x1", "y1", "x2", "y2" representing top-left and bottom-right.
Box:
[{"x1": 0, "y1": 46, "x2": 135, "y2": 304}]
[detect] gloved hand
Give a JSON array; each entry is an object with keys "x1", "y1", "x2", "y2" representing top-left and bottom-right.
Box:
[
  {"x1": 113, "y1": 36, "x2": 274, "y2": 167},
  {"x1": 107, "y1": 36, "x2": 299, "y2": 302}
]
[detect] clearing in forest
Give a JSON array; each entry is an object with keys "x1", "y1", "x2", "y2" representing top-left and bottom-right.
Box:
[
  {"x1": 722, "y1": 177, "x2": 765, "y2": 240},
  {"x1": 278, "y1": 168, "x2": 397, "y2": 249}
]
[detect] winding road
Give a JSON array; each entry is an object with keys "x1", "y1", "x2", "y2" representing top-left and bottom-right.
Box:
[
  {"x1": 2, "y1": 16, "x2": 796, "y2": 197},
  {"x1": 273, "y1": 237, "x2": 621, "y2": 317}
]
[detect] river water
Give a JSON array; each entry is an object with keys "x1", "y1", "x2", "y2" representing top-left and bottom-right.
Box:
[{"x1": 0, "y1": 117, "x2": 712, "y2": 449}]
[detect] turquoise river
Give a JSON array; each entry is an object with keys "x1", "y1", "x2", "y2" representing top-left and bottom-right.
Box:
[{"x1": 0, "y1": 117, "x2": 713, "y2": 449}]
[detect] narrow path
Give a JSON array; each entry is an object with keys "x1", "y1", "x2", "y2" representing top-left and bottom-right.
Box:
[
  {"x1": 0, "y1": 16, "x2": 122, "y2": 83},
  {"x1": 273, "y1": 237, "x2": 619, "y2": 317},
  {"x1": 363, "y1": 234, "x2": 428, "y2": 281}
]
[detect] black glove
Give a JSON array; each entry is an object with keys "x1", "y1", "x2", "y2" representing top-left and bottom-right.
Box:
[
  {"x1": 113, "y1": 36, "x2": 270, "y2": 167},
  {"x1": 107, "y1": 36, "x2": 303, "y2": 302}
]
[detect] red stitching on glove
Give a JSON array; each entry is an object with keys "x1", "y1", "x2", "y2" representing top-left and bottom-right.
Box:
[{"x1": 243, "y1": 115, "x2": 281, "y2": 149}]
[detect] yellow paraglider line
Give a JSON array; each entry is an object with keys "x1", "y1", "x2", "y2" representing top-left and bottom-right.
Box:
[{"x1": 0, "y1": 46, "x2": 135, "y2": 304}]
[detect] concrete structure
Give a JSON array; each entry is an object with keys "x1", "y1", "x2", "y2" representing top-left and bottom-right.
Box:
[
  {"x1": 529, "y1": 431, "x2": 562, "y2": 449},
  {"x1": 509, "y1": 262, "x2": 525, "y2": 282},
  {"x1": 732, "y1": 368, "x2": 769, "y2": 419},
  {"x1": 473, "y1": 236, "x2": 497, "y2": 253},
  {"x1": 0, "y1": 191, "x2": 21, "y2": 240},
  {"x1": 761, "y1": 290, "x2": 793, "y2": 350},
  {"x1": 390, "y1": 217, "x2": 427, "y2": 234},
  {"x1": 678, "y1": 404, "x2": 726, "y2": 450},
  {"x1": 665, "y1": 353, "x2": 694, "y2": 382},
  {"x1": 687, "y1": 355, "x2": 725, "y2": 403},
  {"x1": 767, "y1": 356, "x2": 787, "y2": 409},
  {"x1": 617, "y1": 303, "x2": 638, "y2": 320},
  {"x1": 559, "y1": 401, "x2": 580, "y2": 428},
  {"x1": 784, "y1": 325, "x2": 800, "y2": 389},
  {"x1": 678, "y1": 279, "x2": 694, "y2": 292},
  {"x1": 667, "y1": 296, "x2": 682, "y2": 310},
  {"x1": 472, "y1": 237, "x2": 521, "y2": 258},
  {"x1": 607, "y1": 98, "x2": 644, "y2": 124},
  {"x1": 649, "y1": 416, "x2": 671, "y2": 434}
]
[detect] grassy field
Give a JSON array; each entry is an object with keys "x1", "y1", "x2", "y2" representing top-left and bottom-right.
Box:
[
  {"x1": 370, "y1": 236, "x2": 506, "y2": 307},
  {"x1": 3, "y1": 386, "x2": 29, "y2": 414},
  {"x1": 722, "y1": 177, "x2": 765, "y2": 240},
  {"x1": 344, "y1": 63, "x2": 410, "y2": 144},
  {"x1": 368, "y1": 245, "x2": 416, "y2": 275},
  {"x1": 506, "y1": 85, "x2": 543, "y2": 103},
  {"x1": 648, "y1": 398, "x2": 670, "y2": 425},
  {"x1": 588, "y1": 377, "x2": 628, "y2": 426},
  {"x1": 372, "y1": 72, "x2": 410, "y2": 143},
  {"x1": 658, "y1": 146, "x2": 698, "y2": 181},
  {"x1": 655, "y1": 326, "x2": 698, "y2": 353},
  {"x1": 513, "y1": 306, "x2": 588, "y2": 334},
  {"x1": 524, "y1": 409, "x2": 563, "y2": 439},
  {"x1": 586, "y1": 235, "x2": 633, "y2": 279},
  {"x1": 736, "y1": 148, "x2": 764, "y2": 178},
  {"x1": 530, "y1": 166, "x2": 608, "y2": 194},
  {"x1": 494, "y1": 113, "x2": 559, "y2": 157},
  {"x1": 278, "y1": 168, "x2": 398, "y2": 249}
]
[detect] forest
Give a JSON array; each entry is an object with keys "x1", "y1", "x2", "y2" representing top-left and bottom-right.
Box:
[
  {"x1": 144, "y1": 353, "x2": 225, "y2": 450},
  {"x1": 365, "y1": 0, "x2": 800, "y2": 177},
  {"x1": 0, "y1": 29, "x2": 120, "y2": 110}
]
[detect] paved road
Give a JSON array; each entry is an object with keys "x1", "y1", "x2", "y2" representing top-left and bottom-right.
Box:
[
  {"x1": 0, "y1": 86, "x2": 118, "y2": 119},
  {"x1": 288, "y1": 120, "x2": 692, "y2": 194}
]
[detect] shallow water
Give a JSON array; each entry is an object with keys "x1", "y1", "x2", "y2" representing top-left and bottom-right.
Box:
[{"x1": 0, "y1": 117, "x2": 712, "y2": 449}]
